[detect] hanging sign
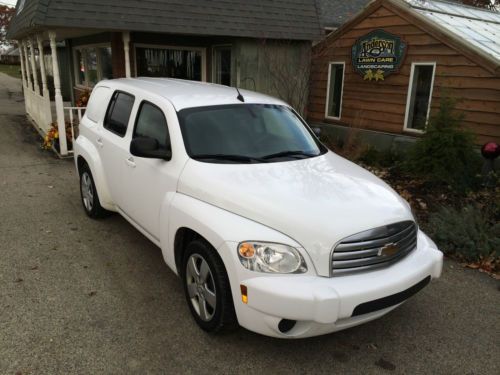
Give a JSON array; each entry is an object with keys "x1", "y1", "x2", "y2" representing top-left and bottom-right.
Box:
[{"x1": 351, "y1": 29, "x2": 407, "y2": 81}]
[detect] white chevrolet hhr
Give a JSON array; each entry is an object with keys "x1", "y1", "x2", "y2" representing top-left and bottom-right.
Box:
[{"x1": 74, "y1": 78, "x2": 443, "y2": 338}]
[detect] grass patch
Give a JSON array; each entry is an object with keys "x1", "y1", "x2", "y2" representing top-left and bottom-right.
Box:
[{"x1": 0, "y1": 64, "x2": 22, "y2": 79}]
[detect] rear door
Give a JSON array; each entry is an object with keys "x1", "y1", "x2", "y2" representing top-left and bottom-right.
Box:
[{"x1": 97, "y1": 90, "x2": 136, "y2": 205}]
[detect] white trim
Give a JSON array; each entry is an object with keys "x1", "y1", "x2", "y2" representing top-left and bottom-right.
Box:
[
  {"x1": 72, "y1": 43, "x2": 112, "y2": 88},
  {"x1": 133, "y1": 43, "x2": 207, "y2": 82},
  {"x1": 324, "y1": 61, "x2": 345, "y2": 121},
  {"x1": 123, "y1": 32, "x2": 131, "y2": 78},
  {"x1": 49, "y1": 31, "x2": 68, "y2": 156},
  {"x1": 403, "y1": 62, "x2": 436, "y2": 134}
]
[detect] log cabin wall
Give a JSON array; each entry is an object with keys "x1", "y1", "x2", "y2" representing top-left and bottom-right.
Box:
[{"x1": 309, "y1": 4, "x2": 500, "y2": 145}]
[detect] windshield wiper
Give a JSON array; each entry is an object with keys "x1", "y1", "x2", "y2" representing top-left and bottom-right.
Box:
[
  {"x1": 262, "y1": 150, "x2": 317, "y2": 160},
  {"x1": 191, "y1": 154, "x2": 266, "y2": 163}
]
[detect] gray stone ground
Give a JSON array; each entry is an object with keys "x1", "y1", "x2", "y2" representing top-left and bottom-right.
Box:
[{"x1": 0, "y1": 73, "x2": 499, "y2": 375}]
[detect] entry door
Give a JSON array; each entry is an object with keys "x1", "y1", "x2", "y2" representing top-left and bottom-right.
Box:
[
  {"x1": 119, "y1": 100, "x2": 179, "y2": 241},
  {"x1": 213, "y1": 46, "x2": 232, "y2": 86}
]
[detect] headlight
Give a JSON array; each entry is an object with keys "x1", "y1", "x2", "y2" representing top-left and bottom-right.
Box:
[{"x1": 237, "y1": 242, "x2": 307, "y2": 274}]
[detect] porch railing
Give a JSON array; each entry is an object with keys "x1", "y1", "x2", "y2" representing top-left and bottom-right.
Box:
[
  {"x1": 64, "y1": 106, "x2": 86, "y2": 154},
  {"x1": 25, "y1": 88, "x2": 52, "y2": 134}
]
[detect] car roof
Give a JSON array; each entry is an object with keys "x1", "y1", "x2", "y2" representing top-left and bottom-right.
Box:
[{"x1": 99, "y1": 78, "x2": 288, "y2": 111}]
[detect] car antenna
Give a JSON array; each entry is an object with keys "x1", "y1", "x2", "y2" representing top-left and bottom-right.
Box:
[{"x1": 235, "y1": 87, "x2": 245, "y2": 102}]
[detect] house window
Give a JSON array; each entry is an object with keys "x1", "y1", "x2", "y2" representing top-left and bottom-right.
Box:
[
  {"x1": 325, "y1": 62, "x2": 345, "y2": 119},
  {"x1": 213, "y1": 46, "x2": 232, "y2": 86},
  {"x1": 404, "y1": 63, "x2": 436, "y2": 132},
  {"x1": 135, "y1": 46, "x2": 205, "y2": 81},
  {"x1": 74, "y1": 45, "x2": 113, "y2": 87}
]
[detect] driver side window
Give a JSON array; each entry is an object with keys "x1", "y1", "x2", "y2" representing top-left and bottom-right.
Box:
[{"x1": 133, "y1": 101, "x2": 170, "y2": 151}]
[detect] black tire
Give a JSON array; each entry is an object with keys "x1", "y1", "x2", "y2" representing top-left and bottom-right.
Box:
[
  {"x1": 79, "y1": 163, "x2": 110, "y2": 219},
  {"x1": 182, "y1": 239, "x2": 238, "y2": 333}
]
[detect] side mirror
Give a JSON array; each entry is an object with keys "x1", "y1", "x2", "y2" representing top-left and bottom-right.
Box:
[
  {"x1": 312, "y1": 127, "x2": 322, "y2": 137},
  {"x1": 130, "y1": 137, "x2": 172, "y2": 160}
]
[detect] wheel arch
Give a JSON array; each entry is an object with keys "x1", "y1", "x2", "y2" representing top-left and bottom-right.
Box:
[{"x1": 74, "y1": 137, "x2": 115, "y2": 211}]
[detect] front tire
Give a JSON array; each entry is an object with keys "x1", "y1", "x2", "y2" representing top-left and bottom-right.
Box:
[
  {"x1": 79, "y1": 163, "x2": 109, "y2": 219},
  {"x1": 182, "y1": 239, "x2": 238, "y2": 333}
]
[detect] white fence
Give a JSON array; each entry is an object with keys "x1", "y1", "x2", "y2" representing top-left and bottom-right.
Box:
[
  {"x1": 25, "y1": 88, "x2": 52, "y2": 133},
  {"x1": 64, "y1": 106, "x2": 86, "y2": 154}
]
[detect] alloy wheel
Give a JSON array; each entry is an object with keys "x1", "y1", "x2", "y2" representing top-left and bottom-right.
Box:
[
  {"x1": 81, "y1": 172, "x2": 94, "y2": 212},
  {"x1": 185, "y1": 254, "x2": 217, "y2": 321}
]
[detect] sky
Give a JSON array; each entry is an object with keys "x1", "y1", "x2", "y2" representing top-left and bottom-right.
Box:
[{"x1": 0, "y1": 0, "x2": 17, "y2": 6}]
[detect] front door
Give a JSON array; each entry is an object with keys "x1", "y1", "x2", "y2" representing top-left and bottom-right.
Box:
[{"x1": 119, "y1": 100, "x2": 179, "y2": 241}]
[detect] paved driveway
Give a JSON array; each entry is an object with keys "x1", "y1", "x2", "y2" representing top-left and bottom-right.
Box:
[{"x1": 0, "y1": 73, "x2": 499, "y2": 374}]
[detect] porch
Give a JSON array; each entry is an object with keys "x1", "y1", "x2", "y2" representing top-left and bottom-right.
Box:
[{"x1": 17, "y1": 31, "x2": 133, "y2": 156}]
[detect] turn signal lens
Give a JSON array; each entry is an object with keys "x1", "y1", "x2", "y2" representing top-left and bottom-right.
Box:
[
  {"x1": 239, "y1": 242, "x2": 256, "y2": 258},
  {"x1": 240, "y1": 284, "x2": 248, "y2": 304}
]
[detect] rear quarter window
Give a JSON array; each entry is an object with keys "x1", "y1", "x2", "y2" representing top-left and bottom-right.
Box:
[{"x1": 84, "y1": 86, "x2": 112, "y2": 123}]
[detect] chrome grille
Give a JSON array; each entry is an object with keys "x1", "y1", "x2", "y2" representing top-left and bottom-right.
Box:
[{"x1": 331, "y1": 221, "x2": 417, "y2": 275}]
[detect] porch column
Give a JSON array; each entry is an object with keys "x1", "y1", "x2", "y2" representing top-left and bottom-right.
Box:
[
  {"x1": 36, "y1": 35, "x2": 49, "y2": 98},
  {"x1": 28, "y1": 38, "x2": 40, "y2": 95},
  {"x1": 122, "y1": 31, "x2": 131, "y2": 78},
  {"x1": 18, "y1": 42, "x2": 27, "y2": 88},
  {"x1": 23, "y1": 41, "x2": 32, "y2": 90},
  {"x1": 49, "y1": 31, "x2": 68, "y2": 156}
]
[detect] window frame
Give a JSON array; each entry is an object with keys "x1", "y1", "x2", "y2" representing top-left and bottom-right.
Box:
[
  {"x1": 324, "y1": 62, "x2": 346, "y2": 121},
  {"x1": 212, "y1": 44, "x2": 232, "y2": 86},
  {"x1": 103, "y1": 90, "x2": 136, "y2": 138},
  {"x1": 403, "y1": 62, "x2": 437, "y2": 134},
  {"x1": 73, "y1": 43, "x2": 112, "y2": 89},
  {"x1": 132, "y1": 100, "x2": 171, "y2": 151},
  {"x1": 133, "y1": 43, "x2": 207, "y2": 82}
]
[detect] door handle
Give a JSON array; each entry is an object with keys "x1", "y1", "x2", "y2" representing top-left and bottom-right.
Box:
[
  {"x1": 96, "y1": 138, "x2": 103, "y2": 148},
  {"x1": 126, "y1": 156, "x2": 136, "y2": 168}
]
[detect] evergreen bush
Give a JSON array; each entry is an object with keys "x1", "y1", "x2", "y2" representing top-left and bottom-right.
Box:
[
  {"x1": 403, "y1": 96, "x2": 481, "y2": 191},
  {"x1": 427, "y1": 205, "x2": 499, "y2": 262}
]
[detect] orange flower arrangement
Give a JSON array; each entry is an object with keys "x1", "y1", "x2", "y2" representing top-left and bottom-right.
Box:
[
  {"x1": 76, "y1": 89, "x2": 91, "y2": 108},
  {"x1": 42, "y1": 121, "x2": 75, "y2": 151}
]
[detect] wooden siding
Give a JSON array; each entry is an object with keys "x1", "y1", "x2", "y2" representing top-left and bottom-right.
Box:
[{"x1": 308, "y1": 5, "x2": 500, "y2": 144}]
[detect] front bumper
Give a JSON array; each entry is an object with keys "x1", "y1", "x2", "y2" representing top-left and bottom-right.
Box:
[{"x1": 223, "y1": 230, "x2": 443, "y2": 338}]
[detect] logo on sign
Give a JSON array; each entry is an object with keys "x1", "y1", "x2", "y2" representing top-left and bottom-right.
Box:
[{"x1": 352, "y1": 29, "x2": 407, "y2": 81}]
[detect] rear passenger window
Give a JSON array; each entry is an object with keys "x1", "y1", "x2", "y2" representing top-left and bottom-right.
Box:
[
  {"x1": 133, "y1": 102, "x2": 170, "y2": 150},
  {"x1": 104, "y1": 91, "x2": 135, "y2": 137}
]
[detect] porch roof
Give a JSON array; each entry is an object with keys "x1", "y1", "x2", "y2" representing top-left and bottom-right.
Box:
[{"x1": 7, "y1": 0, "x2": 322, "y2": 41}]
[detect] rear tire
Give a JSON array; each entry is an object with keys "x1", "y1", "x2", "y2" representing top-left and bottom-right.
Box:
[
  {"x1": 79, "y1": 163, "x2": 110, "y2": 219},
  {"x1": 182, "y1": 239, "x2": 238, "y2": 333}
]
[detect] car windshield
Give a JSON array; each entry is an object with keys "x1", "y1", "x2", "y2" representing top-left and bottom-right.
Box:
[{"x1": 177, "y1": 104, "x2": 325, "y2": 163}]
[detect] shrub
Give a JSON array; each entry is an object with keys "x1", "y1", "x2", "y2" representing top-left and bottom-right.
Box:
[
  {"x1": 358, "y1": 146, "x2": 402, "y2": 168},
  {"x1": 403, "y1": 96, "x2": 481, "y2": 191},
  {"x1": 426, "y1": 204, "x2": 499, "y2": 262}
]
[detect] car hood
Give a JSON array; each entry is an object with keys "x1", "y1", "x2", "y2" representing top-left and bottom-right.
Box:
[{"x1": 177, "y1": 152, "x2": 414, "y2": 276}]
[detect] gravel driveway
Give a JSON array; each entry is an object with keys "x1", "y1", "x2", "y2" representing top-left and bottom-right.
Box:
[{"x1": 0, "y1": 73, "x2": 499, "y2": 374}]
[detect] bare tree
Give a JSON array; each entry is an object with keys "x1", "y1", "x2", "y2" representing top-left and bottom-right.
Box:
[
  {"x1": 461, "y1": 0, "x2": 499, "y2": 10},
  {"x1": 0, "y1": 5, "x2": 15, "y2": 47},
  {"x1": 258, "y1": 40, "x2": 312, "y2": 116}
]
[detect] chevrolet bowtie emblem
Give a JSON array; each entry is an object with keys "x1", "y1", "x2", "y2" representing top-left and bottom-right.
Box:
[{"x1": 379, "y1": 243, "x2": 399, "y2": 257}]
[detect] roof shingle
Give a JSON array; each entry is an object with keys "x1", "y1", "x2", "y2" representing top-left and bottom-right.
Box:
[
  {"x1": 316, "y1": 0, "x2": 371, "y2": 28},
  {"x1": 8, "y1": 0, "x2": 322, "y2": 41}
]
